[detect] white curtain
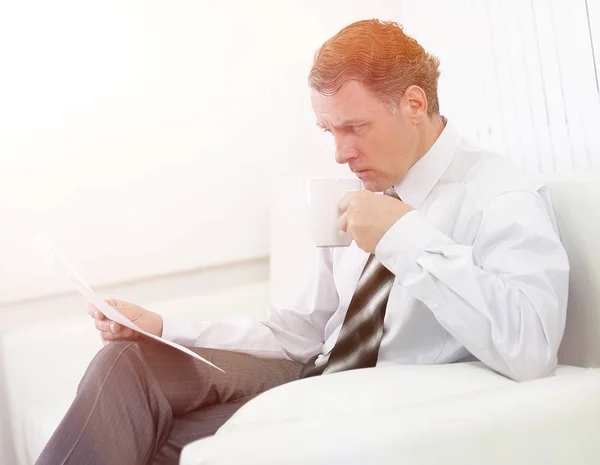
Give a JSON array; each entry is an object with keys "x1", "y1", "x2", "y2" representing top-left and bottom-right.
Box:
[{"x1": 399, "y1": 0, "x2": 600, "y2": 173}]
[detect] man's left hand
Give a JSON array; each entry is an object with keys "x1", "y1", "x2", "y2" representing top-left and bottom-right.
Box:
[{"x1": 339, "y1": 190, "x2": 413, "y2": 254}]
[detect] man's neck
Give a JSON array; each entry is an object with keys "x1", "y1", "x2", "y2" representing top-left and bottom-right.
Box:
[{"x1": 414, "y1": 114, "x2": 447, "y2": 165}]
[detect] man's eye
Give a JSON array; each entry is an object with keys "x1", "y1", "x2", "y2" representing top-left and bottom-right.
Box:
[
  {"x1": 322, "y1": 128, "x2": 332, "y2": 134},
  {"x1": 349, "y1": 125, "x2": 362, "y2": 133}
]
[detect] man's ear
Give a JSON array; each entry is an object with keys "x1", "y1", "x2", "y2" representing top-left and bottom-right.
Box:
[{"x1": 402, "y1": 85, "x2": 428, "y2": 123}]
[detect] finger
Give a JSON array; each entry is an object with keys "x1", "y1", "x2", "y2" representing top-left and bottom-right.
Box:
[
  {"x1": 101, "y1": 330, "x2": 117, "y2": 341},
  {"x1": 99, "y1": 320, "x2": 136, "y2": 338},
  {"x1": 101, "y1": 329, "x2": 125, "y2": 341},
  {"x1": 119, "y1": 327, "x2": 136, "y2": 339},
  {"x1": 87, "y1": 304, "x2": 105, "y2": 319},
  {"x1": 95, "y1": 318, "x2": 113, "y2": 332},
  {"x1": 111, "y1": 322, "x2": 135, "y2": 338},
  {"x1": 105, "y1": 299, "x2": 119, "y2": 308},
  {"x1": 106, "y1": 299, "x2": 131, "y2": 308},
  {"x1": 338, "y1": 212, "x2": 349, "y2": 233},
  {"x1": 101, "y1": 327, "x2": 136, "y2": 342},
  {"x1": 339, "y1": 191, "x2": 359, "y2": 212},
  {"x1": 87, "y1": 304, "x2": 97, "y2": 318}
]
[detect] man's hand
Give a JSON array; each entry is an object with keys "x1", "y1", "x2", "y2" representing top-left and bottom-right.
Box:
[
  {"x1": 339, "y1": 190, "x2": 413, "y2": 254},
  {"x1": 87, "y1": 299, "x2": 163, "y2": 346}
]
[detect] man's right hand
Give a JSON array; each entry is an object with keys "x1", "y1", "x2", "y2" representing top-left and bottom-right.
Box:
[{"x1": 87, "y1": 299, "x2": 163, "y2": 346}]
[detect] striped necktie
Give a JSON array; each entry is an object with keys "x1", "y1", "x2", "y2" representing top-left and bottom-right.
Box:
[{"x1": 301, "y1": 188, "x2": 399, "y2": 378}]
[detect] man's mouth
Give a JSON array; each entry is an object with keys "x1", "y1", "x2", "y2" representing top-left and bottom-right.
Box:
[{"x1": 354, "y1": 169, "x2": 372, "y2": 179}]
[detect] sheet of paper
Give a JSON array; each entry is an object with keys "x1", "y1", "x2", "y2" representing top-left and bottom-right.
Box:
[{"x1": 34, "y1": 235, "x2": 224, "y2": 373}]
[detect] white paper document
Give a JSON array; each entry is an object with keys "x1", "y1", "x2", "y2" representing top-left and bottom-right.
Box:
[{"x1": 34, "y1": 235, "x2": 224, "y2": 372}]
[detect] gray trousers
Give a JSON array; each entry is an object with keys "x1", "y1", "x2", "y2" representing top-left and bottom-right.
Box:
[{"x1": 35, "y1": 339, "x2": 304, "y2": 465}]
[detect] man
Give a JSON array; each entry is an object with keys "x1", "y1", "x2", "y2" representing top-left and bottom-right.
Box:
[{"x1": 36, "y1": 19, "x2": 569, "y2": 465}]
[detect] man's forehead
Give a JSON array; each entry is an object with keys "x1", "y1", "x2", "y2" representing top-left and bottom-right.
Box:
[{"x1": 311, "y1": 82, "x2": 379, "y2": 127}]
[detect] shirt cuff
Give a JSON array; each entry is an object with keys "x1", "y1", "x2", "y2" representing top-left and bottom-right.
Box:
[
  {"x1": 160, "y1": 313, "x2": 204, "y2": 346},
  {"x1": 375, "y1": 210, "x2": 439, "y2": 281}
]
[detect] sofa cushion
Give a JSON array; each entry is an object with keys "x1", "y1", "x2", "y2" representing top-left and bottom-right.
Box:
[
  {"x1": 218, "y1": 362, "x2": 585, "y2": 435},
  {"x1": 182, "y1": 368, "x2": 600, "y2": 465}
]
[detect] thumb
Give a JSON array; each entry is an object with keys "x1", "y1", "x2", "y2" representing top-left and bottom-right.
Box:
[{"x1": 105, "y1": 299, "x2": 132, "y2": 309}]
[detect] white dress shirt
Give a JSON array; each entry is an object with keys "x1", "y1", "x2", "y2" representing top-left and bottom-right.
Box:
[{"x1": 162, "y1": 121, "x2": 569, "y2": 382}]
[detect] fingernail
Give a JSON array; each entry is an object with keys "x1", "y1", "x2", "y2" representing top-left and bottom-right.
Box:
[
  {"x1": 110, "y1": 323, "x2": 115, "y2": 332},
  {"x1": 94, "y1": 311, "x2": 99, "y2": 319}
]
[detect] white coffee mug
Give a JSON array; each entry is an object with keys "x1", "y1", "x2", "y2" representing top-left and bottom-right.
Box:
[{"x1": 306, "y1": 177, "x2": 362, "y2": 247}]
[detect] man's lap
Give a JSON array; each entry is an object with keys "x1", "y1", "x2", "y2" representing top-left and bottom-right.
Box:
[{"x1": 121, "y1": 338, "x2": 304, "y2": 415}]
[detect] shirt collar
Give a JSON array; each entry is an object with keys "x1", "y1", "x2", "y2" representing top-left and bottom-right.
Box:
[{"x1": 393, "y1": 118, "x2": 462, "y2": 209}]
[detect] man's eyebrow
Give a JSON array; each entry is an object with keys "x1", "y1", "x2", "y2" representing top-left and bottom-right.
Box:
[{"x1": 316, "y1": 119, "x2": 366, "y2": 129}]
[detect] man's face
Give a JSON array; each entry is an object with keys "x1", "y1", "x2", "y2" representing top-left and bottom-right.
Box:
[{"x1": 311, "y1": 80, "x2": 419, "y2": 192}]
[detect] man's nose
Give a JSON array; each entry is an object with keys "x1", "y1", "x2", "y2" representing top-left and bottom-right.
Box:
[{"x1": 334, "y1": 139, "x2": 359, "y2": 165}]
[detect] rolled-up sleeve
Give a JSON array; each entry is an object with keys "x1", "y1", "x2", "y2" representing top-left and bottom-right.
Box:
[{"x1": 375, "y1": 190, "x2": 569, "y2": 381}]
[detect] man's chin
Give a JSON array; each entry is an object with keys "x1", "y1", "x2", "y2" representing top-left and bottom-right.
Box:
[{"x1": 361, "y1": 180, "x2": 387, "y2": 192}]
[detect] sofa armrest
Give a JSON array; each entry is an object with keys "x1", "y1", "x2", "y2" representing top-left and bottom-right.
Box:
[
  {"x1": 1, "y1": 314, "x2": 102, "y2": 465},
  {"x1": 181, "y1": 368, "x2": 600, "y2": 465},
  {"x1": 1, "y1": 281, "x2": 270, "y2": 465}
]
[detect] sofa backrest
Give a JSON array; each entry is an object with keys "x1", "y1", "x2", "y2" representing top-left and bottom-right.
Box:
[
  {"x1": 269, "y1": 177, "x2": 317, "y2": 306},
  {"x1": 543, "y1": 172, "x2": 600, "y2": 368}
]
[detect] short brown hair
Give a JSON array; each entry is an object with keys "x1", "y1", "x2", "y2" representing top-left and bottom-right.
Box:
[{"x1": 309, "y1": 19, "x2": 441, "y2": 116}]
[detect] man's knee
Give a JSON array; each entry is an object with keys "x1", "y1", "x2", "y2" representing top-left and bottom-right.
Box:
[
  {"x1": 94, "y1": 340, "x2": 141, "y2": 367},
  {"x1": 78, "y1": 341, "x2": 144, "y2": 391}
]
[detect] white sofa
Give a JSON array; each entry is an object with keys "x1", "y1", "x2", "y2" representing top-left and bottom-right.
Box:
[{"x1": 2, "y1": 172, "x2": 599, "y2": 465}]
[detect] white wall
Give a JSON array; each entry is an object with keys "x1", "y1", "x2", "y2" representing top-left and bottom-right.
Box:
[
  {"x1": 1, "y1": 0, "x2": 599, "y2": 306},
  {"x1": 0, "y1": 0, "x2": 345, "y2": 304}
]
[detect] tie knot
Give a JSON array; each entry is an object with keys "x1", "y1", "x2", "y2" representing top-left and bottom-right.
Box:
[{"x1": 384, "y1": 188, "x2": 400, "y2": 200}]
